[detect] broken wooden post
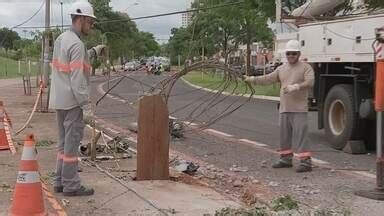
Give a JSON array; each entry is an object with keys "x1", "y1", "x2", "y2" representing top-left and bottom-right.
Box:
[{"x1": 137, "y1": 93, "x2": 169, "y2": 180}]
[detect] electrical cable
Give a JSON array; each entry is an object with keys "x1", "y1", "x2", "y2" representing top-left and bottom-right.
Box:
[
  {"x1": 0, "y1": 0, "x2": 45, "y2": 47},
  {"x1": 13, "y1": 1, "x2": 245, "y2": 29}
]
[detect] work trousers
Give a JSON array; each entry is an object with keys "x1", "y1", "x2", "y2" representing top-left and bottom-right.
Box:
[
  {"x1": 279, "y1": 112, "x2": 311, "y2": 159},
  {"x1": 54, "y1": 106, "x2": 84, "y2": 192}
]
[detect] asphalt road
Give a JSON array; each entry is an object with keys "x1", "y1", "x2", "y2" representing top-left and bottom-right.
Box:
[
  {"x1": 90, "y1": 70, "x2": 382, "y2": 214},
  {"x1": 93, "y1": 70, "x2": 375, "y2": 171}
]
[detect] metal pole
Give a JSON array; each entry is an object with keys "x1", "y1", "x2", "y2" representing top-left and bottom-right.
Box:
[
  {"x1": 28, "y1": 60, "x2": 31, "y2": 95},
  {"x1": 355, "y1": 28, "x2": 384, "y2": 199},
  {"x1": 60, "y1": 1, "x2": 64, "y2": 32},
  {"x1": 178, "y1": 55, "x2": 181, "y2": 68},
  {"x1": 378, "y1": 112, "x2": 384, "y2": 189},
  {"x1": 43, "y1": 0, "x2": 50, "y2": 85},
  {"x1": 42, "y1": 0, "x2": 51, "y2": 110}
]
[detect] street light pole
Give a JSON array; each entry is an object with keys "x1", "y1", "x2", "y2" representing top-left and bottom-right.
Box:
[
  {"x1": 43, "y1": 0, "x2": 50, "y2": 85},
  {"x1": 60, "y1": 1, "x2": 64, "y2": 32},
  {"x1": 125, "y1": 2, "x2": 139, "y2": 11},
  {"x1": 41, "y1": 0, "x2": 51, "y2": 111}
]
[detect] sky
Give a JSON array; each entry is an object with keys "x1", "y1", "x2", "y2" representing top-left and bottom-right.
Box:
[{"x1": 0, "y1": 0, "x2": 193, "y2": 43}]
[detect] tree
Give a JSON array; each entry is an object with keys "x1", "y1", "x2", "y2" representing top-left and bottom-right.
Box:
[
  {"x1": 138, "y1": 32, "x2": 161, "y2": 57},
  {"x1": 365, "y1": 0, "x2": 384, "y2": 8},
  {"x1": 0, "y1": 28, "x2": 21, "y2": 51},
  {"x1": 191, "y1": 0, "x2": 241, "y2": 64},
  {"x1": 236, "y1": 1, "x2": 274, "y2": 74},
  {"x1": 167, "y1": 27, "x2": 194, "y2": 65}
]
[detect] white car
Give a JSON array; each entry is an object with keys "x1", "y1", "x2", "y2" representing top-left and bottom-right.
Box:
[{"x1": 124, "y1": 62, "x2": 136, "y2": 71}]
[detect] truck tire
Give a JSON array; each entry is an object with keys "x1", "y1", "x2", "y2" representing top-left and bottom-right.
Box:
[{"x1": 324, "y1": 84, "x2": 362, "y2": 150}]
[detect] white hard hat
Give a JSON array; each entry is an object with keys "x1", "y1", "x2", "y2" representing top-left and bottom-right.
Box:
[
  {"x1": 285, "y1": 40, "x2": 300, "y2": 52},
  {"x1": 70, "y1": 0, "x2": 96, "y2": 19}
]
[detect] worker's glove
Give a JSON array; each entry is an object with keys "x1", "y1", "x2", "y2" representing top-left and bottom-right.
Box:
[
  {"x1": 82, "y1": 103, "x2": 94, "y2": 124},
  {"x1": 283, "y1": 84, "x2": 300, "y2": 94},
  {"x1": 92, "y1": 45, "x2": 107, "y2": 57}
]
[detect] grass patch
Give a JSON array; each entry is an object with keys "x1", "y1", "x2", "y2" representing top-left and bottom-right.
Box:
[
  {"x1": 214, "y1": 207, "x2": 267, "y2": 216},
  {"x1": 183, "y1": 71, "x2": 280, "y2": 97},
  {"x1": 36, "y1": 140, "x2": 54, "y2": 147},
  {"x1": 0, "y1": 56, "x2": 39, "y2": 78},
  {"x1": 271, "y1": 195, "x2": 299, "y2": 212}
]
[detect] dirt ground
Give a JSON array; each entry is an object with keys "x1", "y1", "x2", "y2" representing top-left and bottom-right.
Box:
[
  {"x1": 0, "y1": 78, "x2": 244, "y2": 216},
  {"x1": 2, "y1": 76, "x2": 384, "y2": 216}
]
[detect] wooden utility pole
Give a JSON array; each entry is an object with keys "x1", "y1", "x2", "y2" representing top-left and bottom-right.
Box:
[{"x1": 137, "y1": 94, "x2": 169, "y2": 180}]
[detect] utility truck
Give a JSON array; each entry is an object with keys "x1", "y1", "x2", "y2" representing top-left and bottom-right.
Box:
[{"x1": 274, "y1": 0, "x2": 384, "y2": 150}]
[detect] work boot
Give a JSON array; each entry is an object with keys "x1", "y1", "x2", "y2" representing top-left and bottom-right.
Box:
[
  {"x1": 296, "y1": 158, "x2": 312, "y2": 173},
  {"x1": 53, "y1": 186, "x2": 63, "y2": 193},
  {"x1": 272, "y1": 156, "x2": 293, "y2": 168},
  {"x1": 63, "y1": 186, "x2": 94, "y2": 197}
]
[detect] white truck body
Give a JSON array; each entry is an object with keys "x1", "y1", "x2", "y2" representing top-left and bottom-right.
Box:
[{"x1": 274, "y1": 13, "x2": 384, "y2": 63}]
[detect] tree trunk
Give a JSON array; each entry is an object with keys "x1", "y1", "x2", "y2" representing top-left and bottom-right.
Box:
[
  {"x1": 223, "y1": 35, "x2": 228, "y2": 65},
  {"x1": 91, "y1": 67, "x2": 96, "y2": 76}
]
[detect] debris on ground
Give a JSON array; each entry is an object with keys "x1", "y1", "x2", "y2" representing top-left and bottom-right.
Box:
[
  {"x1": 0, "y1": 183, "x2": 12, "y2": 192},
  {"x1": 233, "y1": 179, "x2": 243, "y2": 187},
  {"x1": 122, "y1": 153, "x2": 132, "y2": 159},
  {"x1": 169, "y1": 117, "x2": 185, "y2": 139},
  {"x1": 96, "y1": 155, "x2": 115, "y2": 161},
  {"x1": 61, "y1": 199, "x2": 70, "y2": 207},
  {"x1": 174, "y1": 161, "x2": 199, "y2": 175},
  {"x1": 268, "y1": 181, "x2": 280, "y2": 187},
  {"x1": 127, "y1": 122, "x2": 138, "y2": 133},
  {"x1": 78, "y1": 134, "x2": 134, "y2": 159},
  {"x1": 229, "y1": 164, "x2": 249, "y2": 172},
  {"x1": 312, "y1": 208, "x2": 351, "y2": 216}
]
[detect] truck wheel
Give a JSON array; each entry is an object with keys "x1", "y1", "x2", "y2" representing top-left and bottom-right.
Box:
[{"x1": 324, "y1": 84, "x2": 362, "y2": 150}]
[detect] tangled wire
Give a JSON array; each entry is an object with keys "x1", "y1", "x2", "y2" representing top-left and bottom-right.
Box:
[
  {"x1": 156, "y1": 60, "x2": 255, "y2": 129},
  {"x1": 96, "y1": 59, "x2": 255, "y2": 130}
]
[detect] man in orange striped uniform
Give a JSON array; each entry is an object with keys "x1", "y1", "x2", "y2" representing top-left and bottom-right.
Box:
[
  {"x1": 49, "y1": 0, "x2": 105, "y2": 196},
  {"x1": 244, "y1": 40, "x2": 315, "y2": 173}
]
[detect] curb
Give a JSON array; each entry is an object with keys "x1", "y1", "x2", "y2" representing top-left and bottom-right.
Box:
[{"x1": 180, "y1": 77, "x2": 280, "y2": 102}]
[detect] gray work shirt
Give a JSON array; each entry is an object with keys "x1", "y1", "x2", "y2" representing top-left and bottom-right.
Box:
[{"x1": 49, "y1": 28, "x2": 92, "y2": 110}]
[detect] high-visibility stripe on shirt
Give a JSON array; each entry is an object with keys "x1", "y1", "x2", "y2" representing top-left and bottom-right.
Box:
[{"x1": 52, "y1": 59, "x2": 91, "y2": 74}]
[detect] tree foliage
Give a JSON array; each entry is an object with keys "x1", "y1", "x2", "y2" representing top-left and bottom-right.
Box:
[
  {"x1": 167, "y1": 0, "x2": 274, "y2": 68},
  {"x1": 0, "y1": 28, "x2": 21, "y2": 51},
  {"x1": 89, "y1": 0, "x2": 160, "y2": 61}
]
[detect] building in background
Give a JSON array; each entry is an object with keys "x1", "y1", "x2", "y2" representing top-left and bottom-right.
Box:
[{"x1": 181, "y1": 8, "x2": 193, "y2": 27}]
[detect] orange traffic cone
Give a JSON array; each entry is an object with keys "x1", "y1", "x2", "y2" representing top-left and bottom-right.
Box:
[
  {"x1": 0, "y1": 101, "x2": 10, "y2": 151},
  {"x1": 10, "y1": 134, "x2": 46, "y2": 216}
]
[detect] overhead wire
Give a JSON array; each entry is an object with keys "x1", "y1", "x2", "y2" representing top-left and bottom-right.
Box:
[
  {"x1": 13, "y1": 1, "x2": 245, "y2": 29},
  {"x1": 0, "y1": 0, "x2": 45, "y2": 47}
]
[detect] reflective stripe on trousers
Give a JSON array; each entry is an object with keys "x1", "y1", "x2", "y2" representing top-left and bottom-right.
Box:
[
  {"x1": 278, "y1": 112, "x2": 311, "y2": 159},
  {"x1": 54, "y1": 106, "x2": 84, "y2": 192}
]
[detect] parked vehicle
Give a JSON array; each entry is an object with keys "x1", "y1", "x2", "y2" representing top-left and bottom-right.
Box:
[
  {"x1": 161, "y1": 59, "x2": 171, "y2": 72},
  {"x1": 274, "y1": 0, "x2": 384, "y2": 150},
  {"x1": 124, "y1": 61, "x2": 139, "y2": 71}
]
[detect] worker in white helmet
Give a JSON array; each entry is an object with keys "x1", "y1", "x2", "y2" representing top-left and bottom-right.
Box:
[
  {"x1": 49, "y1": 0, "x2": 105, "y2": 196},
  {"x1": 244, "y1": 40, "x2": 315, "y2": 173}
]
